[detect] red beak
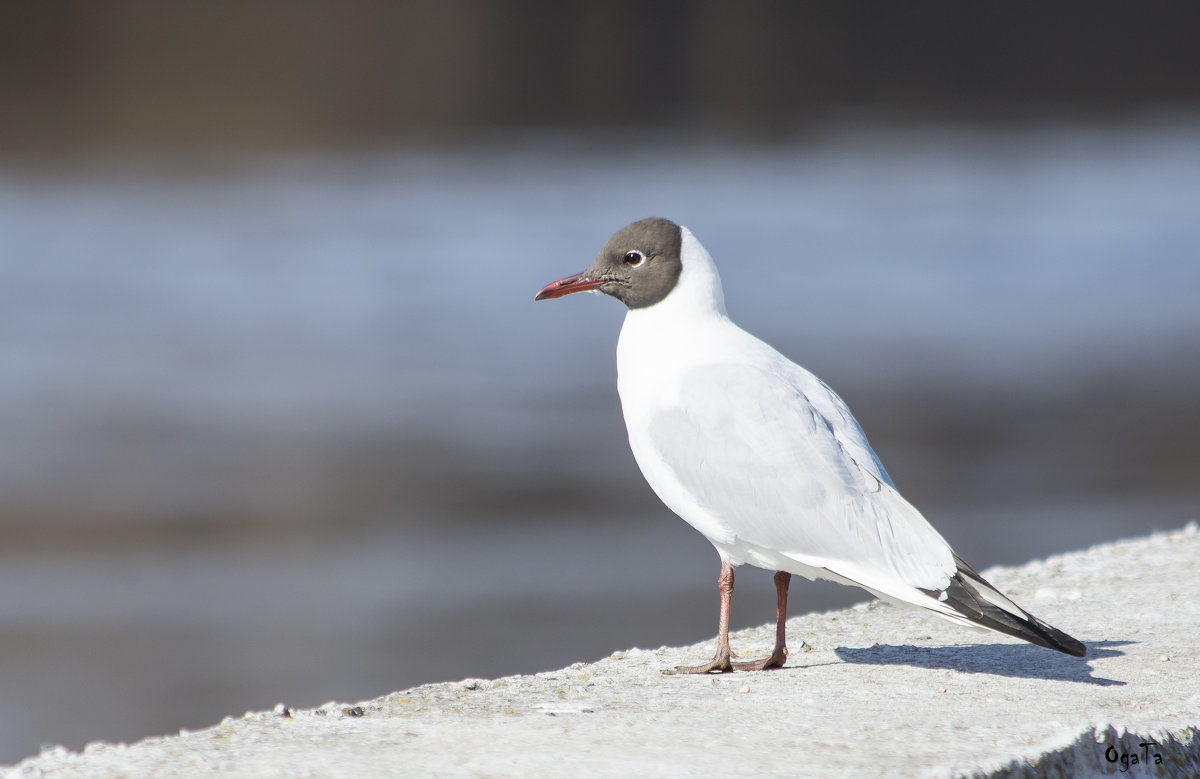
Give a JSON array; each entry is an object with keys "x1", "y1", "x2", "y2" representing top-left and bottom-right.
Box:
[{"x1": 534, "y1": 271, "x2": 603, "y2": 301}]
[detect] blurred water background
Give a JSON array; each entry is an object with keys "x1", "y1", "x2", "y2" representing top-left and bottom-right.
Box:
[{"x1": 2, "y1": 1, "x2": 1200, "y2": 765}]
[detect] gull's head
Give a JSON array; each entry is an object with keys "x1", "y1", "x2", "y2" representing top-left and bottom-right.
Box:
[{"x1": 535, "y1": 217, "x2": 685, "y2": 310}]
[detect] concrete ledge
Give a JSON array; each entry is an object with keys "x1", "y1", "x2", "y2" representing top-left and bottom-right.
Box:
[{"x1": 6, "y1": 525, "x2": 1199, "y2": 778}]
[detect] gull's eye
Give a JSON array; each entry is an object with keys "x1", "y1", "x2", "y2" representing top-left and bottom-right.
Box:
[{"x1": 623, "y1": 251, "x2": 647, "y2": 268}]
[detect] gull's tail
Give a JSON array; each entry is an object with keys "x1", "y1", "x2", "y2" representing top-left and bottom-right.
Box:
[{"x1": 921, "y1": 555, "x2": 1087, "y2": 657}]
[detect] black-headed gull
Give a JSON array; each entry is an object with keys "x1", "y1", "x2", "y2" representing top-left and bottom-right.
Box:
[{"x1": 536, "y1": 217, "x2": 1086, "y2": 673}]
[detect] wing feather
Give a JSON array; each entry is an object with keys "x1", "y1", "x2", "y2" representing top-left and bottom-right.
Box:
[{"x1": 644, "y1": 361, "x2": 956, "y2": 592}]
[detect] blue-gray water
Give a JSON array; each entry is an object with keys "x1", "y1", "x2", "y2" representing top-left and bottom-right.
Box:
[{"x1": 2, "y1": 119, "x2": 1199, "y2": 763}]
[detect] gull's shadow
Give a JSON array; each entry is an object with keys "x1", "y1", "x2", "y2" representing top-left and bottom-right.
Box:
[{"x1": 833, "y1": 640, "x2": 1129, "y2": 686}]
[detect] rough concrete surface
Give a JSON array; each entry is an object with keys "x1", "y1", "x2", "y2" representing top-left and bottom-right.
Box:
[{"x1": 5, "y1": 525, "x2": 1199, "y2": 778}]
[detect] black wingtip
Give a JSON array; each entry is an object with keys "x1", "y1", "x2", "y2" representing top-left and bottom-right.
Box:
[
  {"x1": 1056, "y1": 634, "x2": 1089, "y2": 658},
  {"x1": 932, "y1": 556, "x2": 1087, "y2": 657},
  {"x1": 1022, "y1": 612, "x2": 1088, "y2": 657}
]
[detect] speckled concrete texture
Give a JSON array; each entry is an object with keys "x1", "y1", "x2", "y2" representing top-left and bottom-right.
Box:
[{"x1": 6, "y1": 525, "x2": 1198, "y2": 778}]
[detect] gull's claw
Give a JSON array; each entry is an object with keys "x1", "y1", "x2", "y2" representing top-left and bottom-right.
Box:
[{"x1": 731, "y1": 645, "x2": 788, "y2": 671}]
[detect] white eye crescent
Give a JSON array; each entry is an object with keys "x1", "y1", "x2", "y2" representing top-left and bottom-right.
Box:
[{"x1": 623, "y1": 251, "x2": 647, "y2": 268}]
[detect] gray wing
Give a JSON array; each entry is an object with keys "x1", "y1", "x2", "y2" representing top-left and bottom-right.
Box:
[{"x1": 647, "y1": 361, "x2": 956, "y2": 593}]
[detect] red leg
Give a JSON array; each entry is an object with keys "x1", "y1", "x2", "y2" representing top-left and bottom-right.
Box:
[
  {"x1": 731, "y1": 570, "x2": 790, "y2": 671},
  {"x1": 664, "y1": 559, "x2": 735, "y2": 674}
]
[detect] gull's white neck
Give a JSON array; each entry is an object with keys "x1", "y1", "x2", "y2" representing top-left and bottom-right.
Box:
[
  {"x1": 623, "y1": 226, "x2": 727, "y2": 329},
  {"x1": 616, "y1": 227, "x2": 737, "y2": 411}
]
